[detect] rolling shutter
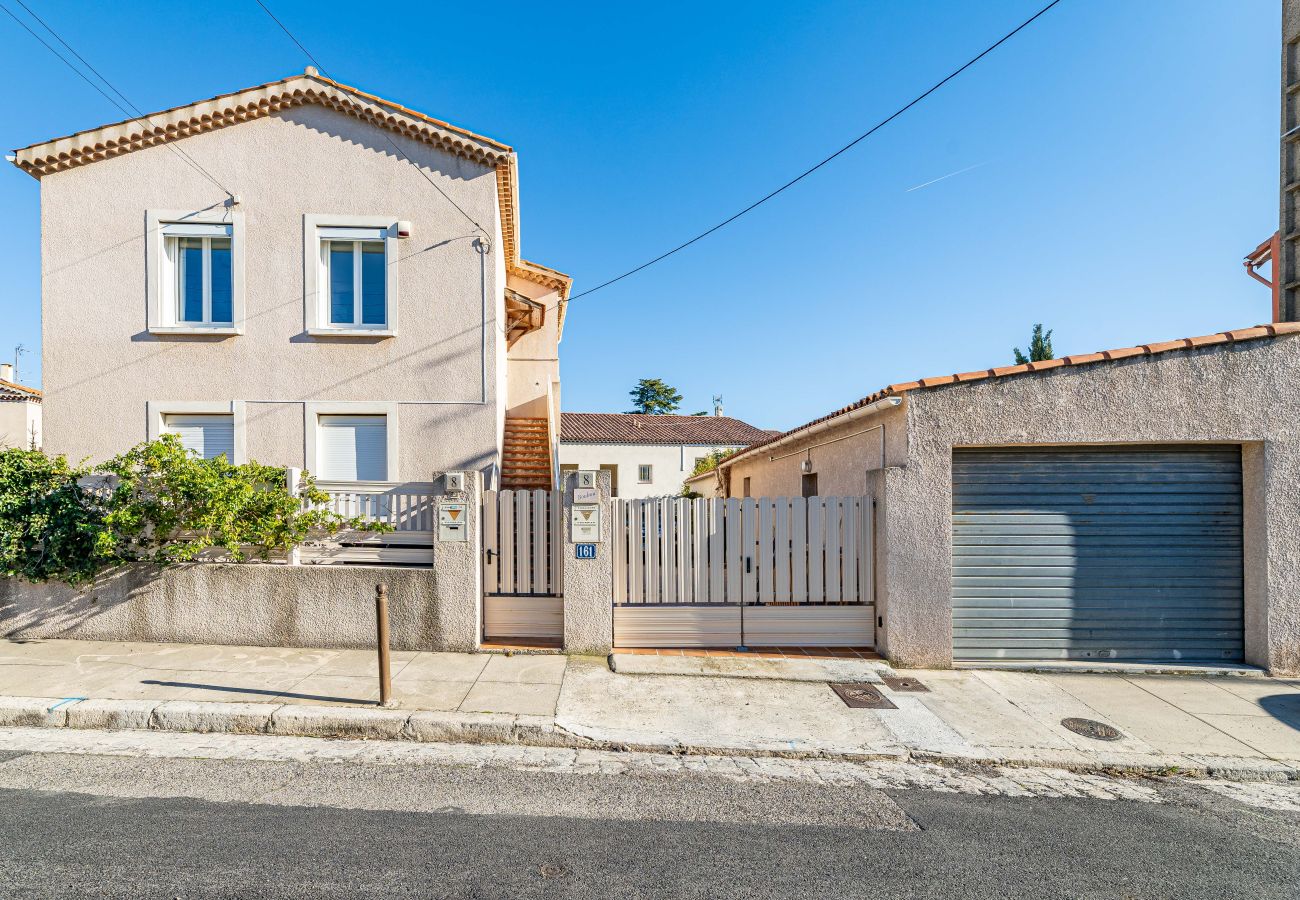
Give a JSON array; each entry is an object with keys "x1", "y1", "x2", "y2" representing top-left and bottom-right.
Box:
[
  {"x1": 952, "y1": 446, "x2": 1243, "y2": 663},
  {"x1": 164, "y1": 414, "x2": 234, "y2": 461},
  {"x1": 318, "y1": 415, "x2": 387, "y2": 481}
]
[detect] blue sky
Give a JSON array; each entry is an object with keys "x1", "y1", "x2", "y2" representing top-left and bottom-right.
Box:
[{"x1": 0, "y1": 0, "x2": 1279, "y2": 430}]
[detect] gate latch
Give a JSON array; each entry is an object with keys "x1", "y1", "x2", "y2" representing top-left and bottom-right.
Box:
[{"x1": 485, "y1": 549, "x2": 496, "y2": 563}]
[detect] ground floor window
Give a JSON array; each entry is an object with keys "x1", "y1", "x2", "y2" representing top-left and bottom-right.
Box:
[
  {"x1": 163, "y1": 413, "x2": 234, "y2": 461},
  {"x1": 317, "y1": 415, "x2": 388, "y2": 481}
]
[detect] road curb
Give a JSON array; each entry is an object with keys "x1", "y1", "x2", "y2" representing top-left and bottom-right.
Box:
[{"x1": 1, "y1": 696, "x2": 1295, "y2": 784}]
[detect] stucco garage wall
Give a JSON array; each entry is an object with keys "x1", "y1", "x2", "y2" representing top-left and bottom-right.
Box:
[
  {"x1": 38, "y1": 104, "x2": 502, "y2": 476},
  {"x1": 0, "y1": 565, "x2": 460, "y2": 651},
  {"x1": 882, "y1": 336, "x2": 1300, "y2": 673}
]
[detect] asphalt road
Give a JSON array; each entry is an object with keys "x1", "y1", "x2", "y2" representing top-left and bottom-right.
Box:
[{"x1": 0, "y1": 745, "x2": 1297, "y2": 899}]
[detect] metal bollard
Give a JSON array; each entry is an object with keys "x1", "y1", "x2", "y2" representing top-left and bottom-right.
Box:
[{"x1": 375, "y1": 583, "x2": 395, "y2": 708}]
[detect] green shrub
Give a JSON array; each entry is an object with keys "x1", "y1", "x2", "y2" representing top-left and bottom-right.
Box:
[{"x1": 0, "y1": 435, "x2": 377, "y2": 585}]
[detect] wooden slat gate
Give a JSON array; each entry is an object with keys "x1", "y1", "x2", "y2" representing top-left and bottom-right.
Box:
[
  {"x1": 612, "y1": 496, "x2": 875, "y2": 648},
  {"x1": 481, "y1": 490, "x2": 563, "y2": 642}
]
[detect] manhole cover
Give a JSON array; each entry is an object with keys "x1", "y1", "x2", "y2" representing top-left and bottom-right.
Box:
[
  {"x1": 882, "y1": 676, "x2": 930, "y2": 693},
  {"x1": 538, "y1": 863, "x2": 569, "y2": 879},
  {"x1": 1061, "y1": 717, "x2": 1123, "y2": 741},
  {"x1": 829, "y1": 682, "x2": 896, "y2": 709}
]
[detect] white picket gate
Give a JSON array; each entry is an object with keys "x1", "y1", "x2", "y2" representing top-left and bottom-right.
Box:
[
  {"x1": 481, "y1": 490, "x2": 563, "y2": 642},
  {"x1": 612, "y1": 496, "x2": 874, "y2": 648},
  {"x1": 298, "y1": 481, "x2": 436, "y2": 566}
]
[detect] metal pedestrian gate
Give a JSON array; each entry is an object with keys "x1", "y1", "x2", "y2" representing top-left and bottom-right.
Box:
[
  {"x1": 612, "y1": 496, "x2": 875, "y2": 648},
  {"x1": 482, "y1": 489, "x2": 563, "y2": 642}
]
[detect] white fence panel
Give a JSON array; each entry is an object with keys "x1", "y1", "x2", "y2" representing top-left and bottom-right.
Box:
[
  {"x1": 483, "y1": 489, "x2": 561, "y2": 597},
  {"x1": 612, "y1": 495, "x2": 873, "y2": 607}
]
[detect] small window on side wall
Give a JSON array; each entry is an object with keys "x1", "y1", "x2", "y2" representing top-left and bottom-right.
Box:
[{"x1": 638, "y1": 464, "x2": 653, "y2": 483}]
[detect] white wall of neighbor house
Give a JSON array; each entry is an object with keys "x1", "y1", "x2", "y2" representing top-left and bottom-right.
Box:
[
  {"x1": 0, "y1": 401, "x2": 41, "y2": 449},
  {"x1": 37, "y1": 102, "x2": 505, "y2": 479},
  {"x1": 559, "y1": 441, "x2": 749, "y2": 498}
]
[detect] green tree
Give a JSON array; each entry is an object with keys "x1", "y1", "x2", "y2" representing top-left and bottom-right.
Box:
[
  {"x1": 690, "y1": 448, "x2": 735, "y2": 477},
  {"x1": 626, "y1": 378, "x2": 683, "y2": 415},
  {"x1": 1013, "y1": 324, "x2": 1054, "y2": 365}
]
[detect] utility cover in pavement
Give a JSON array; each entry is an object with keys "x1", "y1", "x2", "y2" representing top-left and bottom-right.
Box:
[
  {"x1": 829, "y1": 683, "x2": 897, "y2": 709},
  {"x1": 1060, "y1": 717, "x2": 1123, "y2": 741},
  {"x1": 882, "y1": 676, "x2": 930, "y2": 693}
]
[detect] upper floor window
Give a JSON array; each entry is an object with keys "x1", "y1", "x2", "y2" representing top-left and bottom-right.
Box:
[
  {"x1": 304, "y1": 216, "x2": 399, "y2": 337},
  {"x1": 147, "y1": 210, "x2": 244, "y2": 335},
  {"x1": 638, "y1": 464, "x2": 653, "y2": 483},
  {"x1": 167, "y1": 224, "x2": 233, "y2": 325},
  {"x1": 164, "y1": 413, "x2": 234, "y2": 461},
  {"x1": 322, "y1": 228, "x2": 387, "y2": 328}
]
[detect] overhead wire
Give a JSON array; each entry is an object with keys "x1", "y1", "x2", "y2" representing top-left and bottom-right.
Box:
[
  {"x1": 565, "y1": 0, "x2": 1064, "y2": 302},
  {"x1": 1, "y1": 0, "x2": 236, "y2": 199}
]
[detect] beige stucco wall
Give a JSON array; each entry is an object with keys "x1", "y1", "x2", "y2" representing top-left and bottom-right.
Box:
[
  {"x1": 38, "y1": 103, "x2": 505, "y2": 478},
  {"x1": 722, "y1": 402, "x2": 908, "y2": 498},
  {"x1": 720, "y1": 337, "x2": 1300, "y2": 674},
  {"x1": 0, "y1": 400, "x2": 40, "y2": 449},
  {"x1": 505, "y1": 276, "x2": 563, "y2": 421}
]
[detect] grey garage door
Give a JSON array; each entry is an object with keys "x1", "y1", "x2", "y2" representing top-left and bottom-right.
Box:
[{"x1": 952, "y1": 446, "x2": 1243, "y2": 663}]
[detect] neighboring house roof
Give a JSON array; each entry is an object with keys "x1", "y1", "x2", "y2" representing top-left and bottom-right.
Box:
[
  {"x1": 0, "y1": 379, "x2": 42, "y2": 402},
  {"x1": 8, "y1": 68, "x2": 572, "y2": 315},
  {"x1": 723, "y1": 322, "x2": 1300, "y2": 468},
  {"x1": 561, "y1": 413, "x2": 779, "y2": 445}
]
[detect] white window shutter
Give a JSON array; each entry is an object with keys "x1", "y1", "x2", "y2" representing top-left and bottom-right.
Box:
[
  {"x1": 317, "y1": 415, "x2": 387, "y2": 481},
  {"x1": 164, "y1": 414, "x2": 235, "y2": 461}
]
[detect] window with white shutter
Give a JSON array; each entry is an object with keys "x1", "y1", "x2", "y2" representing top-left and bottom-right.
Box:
[
  {"x1": 317, "y1": 415, "x2": 388, "y2": 481},
  {"x1": 164, "y1": 414, "x2": 235, "y2": 461}
]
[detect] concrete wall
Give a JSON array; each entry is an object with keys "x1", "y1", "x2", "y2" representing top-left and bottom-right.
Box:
[
  {"x1": 0, "y1": 565, "x2": 451, "y2": 651},
  {"x1": 0, "y1": 400, "x2": 40, "y2": 449},
  {"x1": 559, "y1": 441, "x2": 748, "y2": 499},
  {"x1": 39, "y1": 104, "x2": 504, "y2": 478}
]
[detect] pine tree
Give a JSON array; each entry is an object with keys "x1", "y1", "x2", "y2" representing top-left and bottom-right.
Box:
[
  {"x1": 1013, "y1": 324, "x2": 1054, "y2": 365},
  {"x1": 626, "y1": 378, "x2": 683, "y2": 415}
]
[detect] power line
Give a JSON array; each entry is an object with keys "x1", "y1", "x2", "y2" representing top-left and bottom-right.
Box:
[
  {"x1": 252, "y1": 0, "x2": 491, "y2": 240},
  {"x1": 0, "y1": 0, "x2": 235, "y2": 199},
  {"x1": 567, "y1": 0, "x2": 1064, "y2": 302}
]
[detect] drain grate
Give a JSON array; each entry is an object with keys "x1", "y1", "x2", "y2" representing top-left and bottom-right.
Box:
[
  {"x1": 1061, "y1": 717, "x2": 1123, "y2": 741},
  {"x1": 882, "y1": 676, "x2": 929, "y2": 693},
  {"x1": 829, "y1": 682, "x2": 897, "y2": 709}
]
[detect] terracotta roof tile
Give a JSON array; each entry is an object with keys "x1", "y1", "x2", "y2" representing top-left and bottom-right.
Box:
[
  {"x1": 560, "y1": 413, "x2": 778, "y2": 445},
  {"x1": 0, "y1": 379, "x2": 41, "y2": 402},
  {"x1": 720, "y1": 322, "x2": 1300, "y2": 469}
]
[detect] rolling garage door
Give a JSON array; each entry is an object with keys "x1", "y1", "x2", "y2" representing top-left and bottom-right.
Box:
[{"x1": 952, "y1": 446, "x2": 1243, "y2": 663}]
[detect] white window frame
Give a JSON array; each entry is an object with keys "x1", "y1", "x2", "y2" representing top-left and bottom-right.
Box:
[
  {"x1": 146, "y1": 401, "x2": 246, "y2": 463},
  {"x1": 147, "y1": 208, "x2": 245, "y2": 335},
  {"x1": 638, "y1": 464, "x2": 653, "y2": 483},
  {"x1": 304, "y1": 215, "x2": 399, "y2": 337},
  {"x1": 303, "y1": 402, "x2": 399, "y2": 482}
]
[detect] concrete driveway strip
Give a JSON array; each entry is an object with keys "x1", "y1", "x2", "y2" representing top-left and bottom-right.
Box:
[
  {"x1": 910, "y1": 671, "x2": 1078, "y2": 751},
  {"x1": 1040, "y1": 674, "x2": 1263, "y2": 758},
  {"x1": 967, "y1": 669, "x2": 1159, "y2": 755},
  {"x1": 557, "y1": 657, "x2": 901, "y2": 756}
]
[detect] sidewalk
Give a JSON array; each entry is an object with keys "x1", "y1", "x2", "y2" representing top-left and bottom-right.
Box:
[{"x1": 0, "y1": 639, "x2": 1296, "y2": 781}]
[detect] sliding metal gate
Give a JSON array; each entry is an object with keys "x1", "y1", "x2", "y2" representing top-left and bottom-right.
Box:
[{"x1": 612, "y1": 496, "x2": 874, "y2": 648}]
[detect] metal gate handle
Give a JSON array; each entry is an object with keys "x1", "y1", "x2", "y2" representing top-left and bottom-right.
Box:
[{"x1": 485, "y1": 549, "x2": 496, "y2": 563}]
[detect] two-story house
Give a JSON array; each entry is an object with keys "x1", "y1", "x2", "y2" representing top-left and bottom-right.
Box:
[{"x1": 9, "y1": 69, "x2": 568, "y2": 489}]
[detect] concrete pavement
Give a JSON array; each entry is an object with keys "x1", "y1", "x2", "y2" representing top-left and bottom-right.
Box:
[{"x1": 0, "y1": 638, "x2": 1296, "y2": 780}]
